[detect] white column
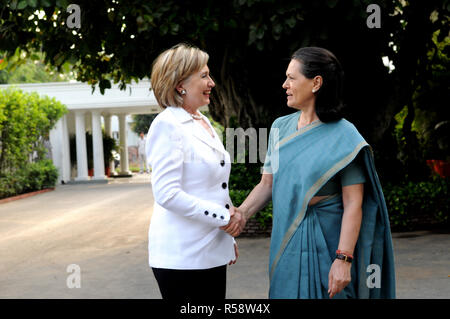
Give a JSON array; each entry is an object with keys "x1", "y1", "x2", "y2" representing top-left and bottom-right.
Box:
[
  {"x1": 104, "y1": 114, "x2": 112, "y2": 135},
  {"x1": 103, "y1": 114, "x2": 116, "y2": 176},
  {"x1": 74, "y1": 111, "x2": 89, "y2": 181},
  {"x1": 118, "y1": 114, "x2": 131, "y2": 175},
  {"x1": 91, "y1": 111, "x2": 106, "y2": 180},
  {"x1": 49, "y1": 119, "x2": 63, "y2": 183},
  {"x1": 61, "y1": 114, "x2": 71, "y2": 183}
]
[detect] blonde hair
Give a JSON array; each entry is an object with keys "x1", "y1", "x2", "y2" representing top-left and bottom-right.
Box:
[{"x1": 150, "y1": 43, "x2": 209, "y2": 109}]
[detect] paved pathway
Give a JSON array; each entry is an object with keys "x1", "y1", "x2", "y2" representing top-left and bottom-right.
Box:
[{"x1": 0, "y1": 175, "x2": 448, "y2": 299}]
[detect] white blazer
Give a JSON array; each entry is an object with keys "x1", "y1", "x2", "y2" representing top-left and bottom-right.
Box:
[{"x1": 146, "y1": 106, "x2": 235, "y2": 270}]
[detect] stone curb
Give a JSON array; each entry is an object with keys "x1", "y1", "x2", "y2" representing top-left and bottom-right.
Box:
[{"x1": 0, "y1": 188, "x2": 55, "y2": 205}]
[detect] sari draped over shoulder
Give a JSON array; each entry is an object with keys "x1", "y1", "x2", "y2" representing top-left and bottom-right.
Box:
[{"x1": 268, "y1": 115, "x2": 396, "y2": 299}]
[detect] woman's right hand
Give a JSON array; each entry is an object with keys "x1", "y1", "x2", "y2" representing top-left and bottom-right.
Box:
[{"x1": 220, "y1": 206, "x2": 246, "y2": 237}]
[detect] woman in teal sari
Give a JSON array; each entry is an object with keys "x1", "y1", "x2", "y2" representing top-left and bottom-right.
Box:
[{"x1": 222, "y1": 47, "x2": 396, "y2": 299}]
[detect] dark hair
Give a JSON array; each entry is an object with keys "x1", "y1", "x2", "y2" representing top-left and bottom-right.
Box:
[{"x1": 291, "y1": 47, "x2": 345, "y2": 122}]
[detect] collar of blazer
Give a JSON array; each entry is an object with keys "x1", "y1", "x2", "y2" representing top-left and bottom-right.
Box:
[{"x1": 167, "y1": 106, "x2": 228, "y2": 157}]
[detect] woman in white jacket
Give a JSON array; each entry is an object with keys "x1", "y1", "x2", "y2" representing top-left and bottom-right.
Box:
[{"x1": 146, "y1": 43, "x2": 240, "y2": 300}]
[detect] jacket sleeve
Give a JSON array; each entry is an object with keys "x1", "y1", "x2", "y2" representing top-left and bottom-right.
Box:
[{"x1": 146, "y1": 119, "x2": 230, "y2": 227}]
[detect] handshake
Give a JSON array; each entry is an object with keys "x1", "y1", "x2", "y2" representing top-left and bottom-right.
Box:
[{"x1": 220, "y1": 206, "x2": 247, "y2": 237}]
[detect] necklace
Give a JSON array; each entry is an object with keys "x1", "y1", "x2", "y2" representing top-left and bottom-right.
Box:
[
  {"x1": 183, "y1": 106, "x2": 202, "y2": 120},
  {"x1": 190, "y1": 112, "x2": 202, "y2": 120}
]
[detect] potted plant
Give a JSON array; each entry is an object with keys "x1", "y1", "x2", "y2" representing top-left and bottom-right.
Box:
[
  {"x1": 69, "y1": 132, "x2": 118, "y2": 177},
  {"x1": 426, "y1": 121, "x2": 450, "y2": 178},
  {"x1": 102, "y1": 132, "x2": 118, "y2": 177}
]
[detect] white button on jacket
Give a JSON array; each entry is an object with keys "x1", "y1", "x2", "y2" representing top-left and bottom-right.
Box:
[{"x1": 146, "y1": 106, "x2": 235, "y2": 270}]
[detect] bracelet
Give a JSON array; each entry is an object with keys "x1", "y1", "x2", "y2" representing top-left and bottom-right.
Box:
[
  {"x1": 335, "y1": 253, "x2": 353, "y2": 263},
  {"x1": 336, "y1": 250, "x2": 353, "y2": 259}
]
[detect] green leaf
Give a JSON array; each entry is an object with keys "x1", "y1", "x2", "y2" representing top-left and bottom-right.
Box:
[
  {"x1": 17, "y1": 0, "x2": 28, "y2": 9},
  {"x1": 211, "y1": 22, "x2": 218, "y2": 32},
  {"x1": 0, "y1": 60, "x2": 8, "y2": 70},
  {"x1": 248, "y1": 25, "x2": 257, "y2": 44},
  {"x1": 286, "y1": 16, "x2": 296, "y2": 28},
  {"x1": 256, "y1": 41, "x2": 264, "y2": 51},
  {"x1": 108, "y1": 11, "x2": 116, "y2": 22},
  {"x1": 67, "y1": 54, "x2": 78, "y2": 65},
  {"x1": 327, "y1": 0, "x2": 338, "y2": 9},
  {"x1": 56, "y1": 0, "x2": 69, "y2": 8},
  {"x1": 10, "y1": 0, "x2": 18, "y2": 9},
  {"x1": 170, "y1": 23, "x2": 180, "y2": 34},
  {"x1": 256, "y1": 27, "x2": 265, "y2": 39},
  {"x1": 99, "y1": 79, "x2": 111, "y2": 94},
  {"x1": 227, "y1": 19, "x2": 237, "y2": 29},
  {"x1": 273, "y1": 23, "x2": 282, "y2": 34},
  {"x1": 27, "y1": 0, "x2": 37, "y2": 8},
  {"x1": 54, "y1": 53, "x2": 66, "y2": 66},
  {"x1": 160, "y1": 24, "x2": 168, "y2": 35},
  {"x1": 41, "y1": 0, "x2": 52, "y2": 7}
]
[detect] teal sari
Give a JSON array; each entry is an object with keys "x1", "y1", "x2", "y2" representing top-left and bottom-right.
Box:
[{"x1": 266, "y1": 112, "x2": 396, "y2": 299}]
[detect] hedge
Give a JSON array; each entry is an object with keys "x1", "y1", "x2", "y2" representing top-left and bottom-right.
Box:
[
  {"x1": 0, "y1": 87, "x2": 66, "y2": 172},
  {"x1": 384, "y1": 177, "x2": 449, "y2": 231},
  {"x1": 0, "y1": 87, "x2": 65, "y2": 199},
  {"x1": 0, "y1": 159, "x2": 58, "y2": 199}
]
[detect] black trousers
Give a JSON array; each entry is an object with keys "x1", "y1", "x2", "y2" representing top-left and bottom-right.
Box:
[{"x1": 152, "y1": 265, "x2": 227, "y2": 300}]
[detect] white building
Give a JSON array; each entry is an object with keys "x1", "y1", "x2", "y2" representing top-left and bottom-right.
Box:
[{"x1": 1, "y1": 79, "x2": 160, "y2": 184}]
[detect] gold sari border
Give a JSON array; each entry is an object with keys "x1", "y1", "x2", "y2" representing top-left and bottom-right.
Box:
[{"x1": 274, "y1": 120, "x2": 323, "y2": 151}]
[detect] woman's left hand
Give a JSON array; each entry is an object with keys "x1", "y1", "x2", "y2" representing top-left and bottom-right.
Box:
[
  {"x1": 328, "y1": 259, "x2": 352, "y2": 298},
  {"x1": 228, "y1": 243, "x2": 239, "y2": 265}
]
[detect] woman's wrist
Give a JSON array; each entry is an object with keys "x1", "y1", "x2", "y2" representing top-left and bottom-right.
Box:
[
  {"x1": 335, "y1": 250, "x2": 353, "y2": 263},
  {"x1": 238, "y1": 205, "x2": 250, "y2": 221},
  {"x1": 336, "y1": 249, "x2": 354, "y2": 258},
  {"x1": 334, "y1": 258, "x2": 353, "y2": 267}
]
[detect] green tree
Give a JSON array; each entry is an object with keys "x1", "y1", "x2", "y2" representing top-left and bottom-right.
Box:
[
  {"x1": 385, "y1": 1, "x2": 450, "y2": 181},
  {"x1": 0, "y1": 50, "x2": 74, "y2": 84},
  {"x1": 1, "y1": 0, "x2": 448, "y2": 182},
  {"x1": 131, "y1": 114, "x2": 157, "y2": 135},
  {"x1": 0, "y1": 87, "x2": 67, "y2": 173}
]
